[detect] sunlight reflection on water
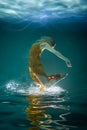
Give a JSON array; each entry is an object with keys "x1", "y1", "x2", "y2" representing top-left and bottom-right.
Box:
[
  {"x1": 26, "y1": 94, "x2": 73, "y2": 130},
  {"x1": 1, "y1": 80, "x2": 78, "y2": 129}
]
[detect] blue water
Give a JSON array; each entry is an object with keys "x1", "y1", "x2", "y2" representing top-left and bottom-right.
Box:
[{"x1": 0, "y1": 1, "x2": 87, "y2": 129}]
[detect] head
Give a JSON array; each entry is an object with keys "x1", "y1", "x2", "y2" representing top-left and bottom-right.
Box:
[{"x1": 39, "y1": 36, "x2": 56, "y2": 48}]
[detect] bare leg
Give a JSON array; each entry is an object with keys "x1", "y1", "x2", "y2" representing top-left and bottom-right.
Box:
[
  {"x1": 29, "y1": 65, "x2": 67, "y2": 91},
  {"x1": 48, "y1": 73, "x2": 67, "y2": 81},
  {"x1": 47, "y1": 73, "x2": 68, "y2": 86},
  {"x1": 37, "y1": 73, "x2": 68, "y2": 89}
]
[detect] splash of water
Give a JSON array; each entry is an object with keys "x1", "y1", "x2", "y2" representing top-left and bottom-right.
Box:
[{"x1": 5, "y1": 80, "x2": 65, "y2": 96}]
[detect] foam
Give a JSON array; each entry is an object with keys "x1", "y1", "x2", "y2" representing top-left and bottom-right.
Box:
[{"x1": 6, "y1": 80, "x2": 65, "y2": 96}]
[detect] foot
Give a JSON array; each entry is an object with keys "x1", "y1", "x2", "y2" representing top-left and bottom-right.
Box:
[
  {"x1": 39, "y1": 86, "x2": 45, "y2": 92},
  {"x1": 57, "y1": 73, "x2": 68, "y2": 80}
]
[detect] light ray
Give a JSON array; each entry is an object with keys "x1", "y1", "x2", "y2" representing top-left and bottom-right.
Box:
[{"x1": 0, "y1": 0, "x2": 87, "y2": 22}]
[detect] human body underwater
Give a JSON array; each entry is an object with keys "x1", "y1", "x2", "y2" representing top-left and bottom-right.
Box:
[{"x1": 29, "y1": 36, "x2": 72, "y2": 91}]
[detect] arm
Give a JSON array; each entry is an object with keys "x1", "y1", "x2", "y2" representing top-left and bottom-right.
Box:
[{"x1": 41, "y1": 42, "x2": 72, "y2": 67}]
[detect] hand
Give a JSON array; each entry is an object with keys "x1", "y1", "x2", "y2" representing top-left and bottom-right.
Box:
[{"x1": 66, "y1": 59, "x2": 72, "y2": 67}]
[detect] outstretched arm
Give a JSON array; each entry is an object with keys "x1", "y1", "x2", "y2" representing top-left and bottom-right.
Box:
[{"x1": 41, "y1": 42, "x2": 72, "y2": 67}]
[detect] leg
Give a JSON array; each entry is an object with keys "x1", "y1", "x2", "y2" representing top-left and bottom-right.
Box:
[
  {"x1": 31, "y1": 73, "x2": 47, "y2": 92},
  {"x1": 46, "y1": 73, "x2": 68, "y2": 86},
  {"x1": 48, "y1": 73, "x2": 67, "y2": 81},
  {"x1": 37, "y1": 73, "x2": 68, "y2": 88}
]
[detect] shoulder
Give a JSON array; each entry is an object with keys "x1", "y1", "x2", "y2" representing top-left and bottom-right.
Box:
[{"x1": 40, "y1": 42, "x2": 48, "y2": 50}]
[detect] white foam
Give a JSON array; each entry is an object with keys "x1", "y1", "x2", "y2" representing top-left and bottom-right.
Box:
[
  {"x1": 26, "y1": 85, "x2": 65, "y2": 96},
  {"x1": 6, "y1": 80, "x2": 65, "y2": 96}
]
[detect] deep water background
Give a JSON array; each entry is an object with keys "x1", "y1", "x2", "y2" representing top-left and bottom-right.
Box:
[{"x1": 0, "y1": 20, "x2": 87, "y2": 130}]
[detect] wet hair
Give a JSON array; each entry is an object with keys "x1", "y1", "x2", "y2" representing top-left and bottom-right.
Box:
[{"x1": 38, "y1": 36, "x2": 56, "y2": 47}]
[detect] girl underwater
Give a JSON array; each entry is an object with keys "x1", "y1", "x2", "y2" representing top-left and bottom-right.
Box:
[{"x1": 29, "y1": 37, "x2": 72, "y2": 91}]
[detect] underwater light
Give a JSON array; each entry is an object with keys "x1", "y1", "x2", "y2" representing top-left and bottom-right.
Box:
[
  {"x1": 40, "y1": 14, "x2": 48, "y2": 19},
  {"x1": 0, "y1": 0, "x2": 87, "y2": 22}
]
